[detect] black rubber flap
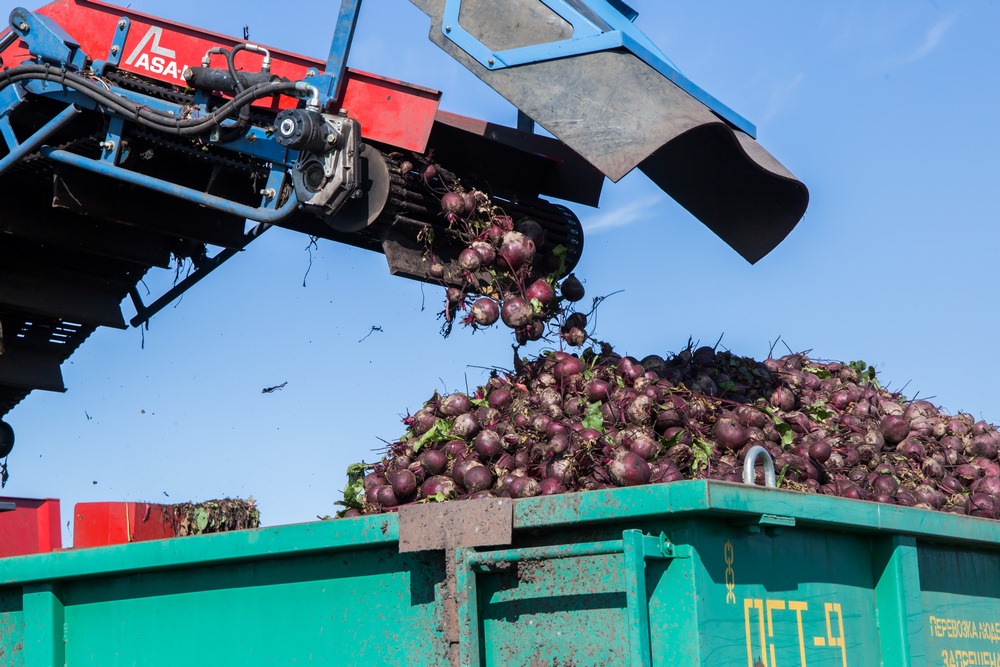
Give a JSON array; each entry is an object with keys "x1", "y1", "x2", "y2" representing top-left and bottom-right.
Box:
[{"x1": 639, "y1": 123, "x2": 809, "y2": 264}]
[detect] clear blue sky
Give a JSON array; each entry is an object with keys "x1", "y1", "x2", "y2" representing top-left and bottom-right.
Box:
[{"x1": 6, "y1": 0, "x2": 1000, "y2": 544}]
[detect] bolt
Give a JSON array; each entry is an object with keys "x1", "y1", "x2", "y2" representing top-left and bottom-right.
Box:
[
  {"x1": 98, "y1": 140, "x2": 115, "y2": 151},
  {"x1": 445, "y1": 25, "x2": 451, "y2": 33},
  {"x1": 279, "y1": 118, "x2": 295, "y2": 136},
  {"x1": 325, "y1": 133, "x2": 337, "y2": 144},
  {"x1": 487, "y1": 58, "x2": 495, "y2": 66},
  {"x1": 259, "y1": 188, "x2": 276, "y2": 200},
  {"x1": 351, "y1": 189, "x2": 363, "y2": 199},
  {"x1": 118, "y1": 19, "x2": 126, "y2": 29},
  {"x1": 245, "y1": 133, "x2": 256, "y2": 143},
  {"x1": 17, "y1": 21, "x2": 28, "y2": 31},
  {"x1": 110, "y1": 45, "x2": 119, "y2": 56}
]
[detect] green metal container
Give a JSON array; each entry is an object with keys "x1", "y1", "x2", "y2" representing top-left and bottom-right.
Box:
[{"x1": 2, "y1": 480, "x2": 999, "y2": 666}]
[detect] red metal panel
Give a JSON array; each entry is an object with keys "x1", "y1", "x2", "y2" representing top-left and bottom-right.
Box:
[
  {"x1": 3, "y1": 0, "x2": 440, "y2": 152},
  {"x1": 73, "y1": 501, "x2": 174, "y2": 548},
  {"x1": 340, "y1": 70, "x2": 440, "y2": 153},
  {"x1": 0, "y1": 496, "x2": 62, "y2": 557}
]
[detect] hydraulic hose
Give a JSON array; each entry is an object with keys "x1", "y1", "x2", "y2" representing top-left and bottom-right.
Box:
[{"x1": 0, "y1": 63, "x2": 305, "y2": 136}]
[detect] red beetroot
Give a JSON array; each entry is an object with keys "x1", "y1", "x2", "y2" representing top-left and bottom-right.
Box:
[
  {"x1": 440, "y1": 192, "x2": 464, "y2": 216},
  {"x1": 609, "y1": 450, "x2": 651, "y2": 487},
  {"x1": 387, "y1": 469, "x2": 418, "y2": 501},
  {"x1": 458, "y1": 248, "x2": 481, "y2": 272},
  {"x1": 880, "y1": 415, "x2": 910, "y2": 445},
  {"x1": 417, "y1": 449, "x2": 448, "y2": 476},
  {"x1": 539, "y1": 478, "x2": 567, "y2": 495},
  {"x1": 560, "y1": 274, "x2": 585, "y2": 302},
  {"x1": 526, "y1": 279, "x2": 556, "y2": 305},
  {"x1": 488, "y1": 388, "x2": 513, "y2": 410},
  {"x1": 501, "y1": 297, "x2": 533, "y2": 329},
  {"x1": 439, "y1": 393, "x2": 471, "y2": 417},
  {"x1": 509, "y1": 476, "x2": 541, "y2": 498},
  {"x1": 554, "y1": 357, "x2": 584, "y2": 381},
  {"x1": 470, "y1": 298, "x2": 500, "y2": 326},
  {"x1": 471, "y1": 241, "x2": 496, "y2": 266},
  {"x1": 463, "y1": 465, "x2": 494, "y2": 493},
  {"x1": 516, "y1": 219, "x2": 545, "y2": 247},
  {"x1": 421, "y1": 475, "x2": 457, "y2": 499},
  {"x1": 713, "y1": 417, "x2": 749, "y2": 452},
  {"x1": 475, "y1": 430, "x2": 502, "y2": 459},
  {"x1": 499, "y1": 231, "x2": 535, "y2": 271}
]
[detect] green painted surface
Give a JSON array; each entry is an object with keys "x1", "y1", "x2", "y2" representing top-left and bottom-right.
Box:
[
  {"x1": 872, "y1": 536, "x2": 924, "y2": 665},
  {"x1": 477, "y1": 550, "x2": 630, "y2": 665},
  {"x1": 0, "y1": 588, "x2": 24, "y2": 667},
  {"x1": 58, "y1": 546, "x2": 446, "y2": 666},
  {"x1": 693, "y1": 520, "x2": 882, "y2": 666},
  {"x1": 918, "y1": 543, "x2": 1000, "y2": 667},
  {"x1": 0, "y1": 481, "x2": 998, "y2": 665}
]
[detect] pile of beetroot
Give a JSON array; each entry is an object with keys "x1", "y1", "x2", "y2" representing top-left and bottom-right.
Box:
[{"x1": 340, "y1": 344, "x2": 1000, "y2": 520}]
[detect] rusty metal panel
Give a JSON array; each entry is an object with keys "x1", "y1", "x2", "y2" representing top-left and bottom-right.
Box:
[{"x1": 398, "y1": 498, "x2": 513, "y2": 552}]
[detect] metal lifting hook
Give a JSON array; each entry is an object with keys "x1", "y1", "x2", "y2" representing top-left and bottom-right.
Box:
[{"x1": 742, "y1": 445, "x2": 777, "y2": 488}]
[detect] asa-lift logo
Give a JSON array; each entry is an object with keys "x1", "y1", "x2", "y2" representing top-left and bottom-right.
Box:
[{"x1": 124, "y1": 26, "x2": 187, "y2": 81}]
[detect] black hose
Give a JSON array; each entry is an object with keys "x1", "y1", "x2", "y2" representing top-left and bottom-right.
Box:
[
  {"x1": 226, "y1": 44, "x2": 247, "y2": 94},
  {"x1": 0, "y1": 64, "x2": 301, "y2": 137},
  {"x1": 220, "y1": 44, "x2": 251, "y2": 141}
]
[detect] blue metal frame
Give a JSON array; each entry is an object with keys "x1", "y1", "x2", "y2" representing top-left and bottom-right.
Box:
[
  {"x1": 90, "y1": 15, "x2": 130, "y2": 74},
  {"x1": 317, "y1": 0, "x2": 363, "y2": 104},
  {"x1": 8, "y1": 7, "x2": 87, "y2": 70},
  {"x1": 42, "y1": 148, "x2": 298, "y2": 224},
  {"x1": 0, "y1": 103, "x2": 80, "y2": 176},
  {"x1": 440, "y1": 0, "x2": 756, "y2": 137},
  {"x1": 2, "y1": 7, "x2": 308, "y2": 227}
]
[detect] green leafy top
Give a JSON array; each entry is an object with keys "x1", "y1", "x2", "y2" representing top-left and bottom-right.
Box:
[
  {"x1": 803, "y1": 400, "x2": 835, "y2": 422},
  {"x1": 849, "y1": 360, "x2": 882, "y2": 390},
  {"x1": 415, "y1": 419, "x2": 454, "y2": 452},
  {"x1": 582, "y1": 401, "x2": 605, "y2": 433},
  {"x1": 692, "y1": 436, "x2": 714, "y2": 473},
  {"x1": 336, "y1": 461, "x2": 368, "y2": 510},
  {"x1": 548, "y1": 245, "x2": 568, "y2": 280},
  {"x1": 762, "y1": 405, "x2": 795, "y2": 448},
  {"x1": 803, "y1": 365, "x2": 832, "y2": 380}
]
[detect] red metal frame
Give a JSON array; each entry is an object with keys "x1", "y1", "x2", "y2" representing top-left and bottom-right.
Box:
[
  {"x1": 73, "y1": 501, "x2": 175, "y2": 548},
  {"x1": 0, "y1": 496, "x2": 61, "y2": 557},
  {"x1": 3, "y1": 0, "x2": 441, "y2": 152}
]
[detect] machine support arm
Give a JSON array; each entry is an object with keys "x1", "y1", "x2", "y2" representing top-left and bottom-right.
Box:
[{"x1": 321, "y1": 0, "x2": 363, "y2": 104}]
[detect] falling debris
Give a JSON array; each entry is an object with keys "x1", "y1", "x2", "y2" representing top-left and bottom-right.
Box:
[
  {"x1": 262, "y1": 382, "x2": 288, "y2": 394},
  {"x1": 359, "y1": 326, "x2": 383, "y2": 342}
]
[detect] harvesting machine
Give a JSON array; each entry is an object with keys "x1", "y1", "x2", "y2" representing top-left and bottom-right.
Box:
[{"x1": 0, "y1": 0, "x2": 808, "y2": 442}]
